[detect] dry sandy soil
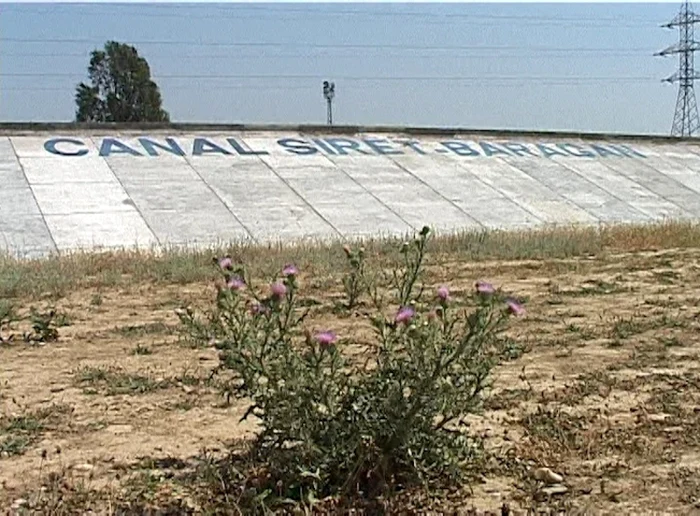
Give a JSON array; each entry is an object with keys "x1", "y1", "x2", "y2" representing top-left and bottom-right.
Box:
[{"x1": 2, "y1": 244, "x2": 700, "y2": 514}]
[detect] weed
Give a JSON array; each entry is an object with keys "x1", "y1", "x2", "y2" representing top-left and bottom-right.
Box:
[
  {"x1": 609, "y1": 315, "x2": 648, "y2": 340},
  {"x1": 114, "y1": 321, "x2": 172, "y2": 338},
  {"x1": 484, "y1": 388, "x2": 533, "y2": 411},
  {"x1": 659, "y1": 336, "x2": 684, "y2": 348},
  {"x1": 0, "y1": 300, "x2": 18, "y2": 344},
  {"x1": 653, "y1": 270, "x2": 681, "y2": 284},
  {"x1": 131, "y1": 344, "x2": 152, "y2": 355},
  {"x1": 341, "y1": 244, "x2": 367, "y2": 309},
  {"x1": 0, "y1": 404, "x2": 72, "y2": 458},
  {"x1": 572, "y1": 279, "x2": 624, "y2": 297},
  {"x1": 15, "y1": 468, "x2": 98, "y2": 513},
  {"x1": 657, "y1": 313, "x2": 688, "y2": 329},
  {"x1": 74, "y1": 366, "x2": 166, "y2": 396},
  {"x1": 24, "y1": 307, "x2": 69, "y2": 344},
  {"x1": 501, "y1": 336, "x2": 529, "y2": 360},
  {"x1": 565, "y1": 323, "x2": 596, "y2": 340},
  {"x1": 557, "y1": 371, "x2": 616, "y2": 405},
  {"x1": 170, "y1": 400, "x2": 195, "y2": 412},
  {"x1": 521, "y1": 405, "x2": 586, "y2": 457},
  {"x1": 178, "y1": 226, "x2": 526, "y2": 509},
  {"x1": 0, "y1": 435, "x2": 31, "y2": 457}
]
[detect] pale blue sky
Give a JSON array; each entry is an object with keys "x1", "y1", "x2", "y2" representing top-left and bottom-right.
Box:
[{"x1": 0, "y1": 2, "x2": 689, "y2": 134}]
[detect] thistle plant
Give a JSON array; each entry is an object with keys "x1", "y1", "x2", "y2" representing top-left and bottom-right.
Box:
[
  {"x1": 0, "y1": 301, "x2": 17, "y2": 344},
  {"x1": 177, "y1": 227, "x2": 526, "y2": 508},
  {"x1": 341, "y1": 244, "x2": 366, "y2": 309}
]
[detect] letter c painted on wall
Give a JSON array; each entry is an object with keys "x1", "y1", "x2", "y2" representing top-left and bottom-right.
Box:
[{"x1": 43, "y1": 138, "x2": 89, "y2": 157}]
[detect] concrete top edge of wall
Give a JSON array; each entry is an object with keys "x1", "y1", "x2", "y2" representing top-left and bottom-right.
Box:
[{"x1": 0, "y1": 122, "x2": 694, "y2": 143}]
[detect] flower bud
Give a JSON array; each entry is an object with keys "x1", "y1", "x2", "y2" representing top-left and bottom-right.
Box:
[
  {"x1": 282, "y1": 264, "x2": 298, "y2": 277},
  {"x1": 395, "y1": 306, "x2": 415, "y2": 324},
  {"x1": 271, "y1": 282, "x2": 287, "y2": 298}
]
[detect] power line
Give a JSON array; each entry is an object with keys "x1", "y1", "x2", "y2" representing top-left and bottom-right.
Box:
[
  {"x1": 0, "y1": 72, "x2": 658, "y2": 82},
  {"x1": 0, "y1": 50, "x2": 653, "y2": 60},
  {"x1": 0, "y1": 37, "x2": 653, "y2": 54},
  {"x1": 0, "y1": 4, "x2": 658, "y2": 26},
  {"x1": 0, "y1": 79, "x2": 662, "y2": 93},
  {"x1": 0, "y1": 50, "x2": 652, "y2": 58}
]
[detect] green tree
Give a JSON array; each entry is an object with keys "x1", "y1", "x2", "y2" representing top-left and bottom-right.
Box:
[{"x1": 75, "y1": 41, "x2": 169, "y2": 123}]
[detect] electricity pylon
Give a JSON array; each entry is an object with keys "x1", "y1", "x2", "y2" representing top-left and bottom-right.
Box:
[{"x1": 656, "y1": 0, "x2": 700, "y2": 137}]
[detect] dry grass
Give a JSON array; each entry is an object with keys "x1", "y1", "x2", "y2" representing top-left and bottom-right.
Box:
[
  {"x1": 2, "y1": 221, "x2": 700, "y2": 513},
  {"x1": 3, "y1": 220, "x2": 700, "y2": 300}
]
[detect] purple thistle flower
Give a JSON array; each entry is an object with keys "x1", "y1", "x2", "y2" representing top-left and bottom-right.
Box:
[
  {"x1": 395, "y1": 306, "x2": 415, "y2": 324},
  {"x1": 218, "y1": 256, "x2": 233, "y2": 270},
  {"x1": 282, "y1": 264, "x2": 298, "y2": 277},
  {"x1": 227, "y1": 276, "x2": 245, "y2": 291},
  {"x1": 476, "y1": 280, "x2": 496, "y2": 295},
  {"x1": 271, "y1": 282, "x2": 287, "y2": 298},
  {"x1": 437, "y1": 286, "x2": 450, "y2": 301},
  {"x1": 505, "y1": 298, "x2": 526, "y2": 316},
  {"x1": 314, "y1": 331, "x2": 337, "y2": 348}
]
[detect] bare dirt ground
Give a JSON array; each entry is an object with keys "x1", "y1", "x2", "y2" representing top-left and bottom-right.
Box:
[{"x1": 2, "y1": 245, "x2": 700, "y2": 514}]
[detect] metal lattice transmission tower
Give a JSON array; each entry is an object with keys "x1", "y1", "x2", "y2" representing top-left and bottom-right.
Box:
[{"x1": 656, "y1": 0, "x2": 700, "y2": 137}]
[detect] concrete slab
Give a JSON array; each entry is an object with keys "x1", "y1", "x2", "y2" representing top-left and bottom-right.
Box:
[
  {"x1": 600, "y1": 156, "x2": 700, "y2": 217},
  {"x1": 0, "y1": 214, "x2": 56, "y2": 256},
  {"x1": 32, "y1": 182, "x2": 134, "y2": 215},
  {"x1": 20, "y1": 157, "x2": 121, "y2": 185},
  {"x1": 270, "y1": 166, "x2": 413, "y2": 236},
  {"x1": 552, "y1": 157, "x2": 692, "y2": 220},
  {"x1": 198, "y1": 160, "x2": 339, "y2": 241},
  {"x1": 392, "y1": 154, "x2": 542, "y2": 229},
  {"x1": 106, "y1": 156, "x2": 201, "y2": 185},
  {"x1": 2, "y1": 129, "x2": 700, "y2": 256},
  {"x1": 44, "y1": 210, "x2": 157, "y2": 251},
  {"x1": 329, "y1": 161, "x2": 479, "y2": 231},
  {"x1": 634, "y1": 144, "x2": 700, "y2": 196},
  {"x1": 11, "y1": 136, "x2": 100, "y2": 158},
  {"x1": 140, "y1": 208, "x2": 251, "y2": 245},
  {"x1": 1, "y1": 186, "x2": 43, "y2": 217},
  {"x1": 0, "y1": 139, "x2": 30, "y2": 189},
  {"x1": 0, "y1": 164, "x2": 30, "y2": 189},
  {"x1": 123, "y1": 180, "x2": 229, "y2": 212},
  {"x1": 500, "y1": 157, "x2": 651, "y2": 223},
  {"x1": 459, "y1": 157, "x2": 598, "y2": 225},
  {"x1": 0, "y1": 214, "x2": 56, "y2": 257}
]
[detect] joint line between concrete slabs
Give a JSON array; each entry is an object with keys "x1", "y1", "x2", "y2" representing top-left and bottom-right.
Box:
[
  {"x1": 495, "y1": 156, "x2": 602, "y2": 224},
  {"x1": 9, "y1": 137, "x2": 59, "y2": 255},
  {"x1": 312, "y1": 143, "x2": 419, "y2": 234},
  {"x1": 95, "y1": 137, "x2": 163, "y2": 249},
  {"x1": 181, "y1": 151, "x2": 258, "y2": 244},
  {"x1": 640, "y1": 147, "x2": 700, "y2": 197},
  {"x1": 448, "y1": 156, "x2": 546, "y2": 226},
  {"x1": 597, "y1": 153, "x2": 700, "y2": 218},
  {"x1": 252, "y1": 148, "x2": 344, "y2": 240},
  {"x1": 384, "y1": 154, "x2": 486, "y2": 229},
  {"x1": 550, "y1": 158, "x2": 654, "y2": 222}
]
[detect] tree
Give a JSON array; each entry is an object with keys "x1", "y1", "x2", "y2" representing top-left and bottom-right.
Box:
[{"x1": 75, "y1": 41, "x2": 169, "y2": 123}]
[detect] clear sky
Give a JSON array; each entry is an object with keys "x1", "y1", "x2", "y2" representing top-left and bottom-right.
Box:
[{"x1": 0, "y1": 2, "x2": 690, "y2": 134}]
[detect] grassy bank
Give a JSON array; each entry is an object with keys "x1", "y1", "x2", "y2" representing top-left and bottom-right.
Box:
[{"x1": 3, "y1": 220, "x2": 700, "y2": 300}]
